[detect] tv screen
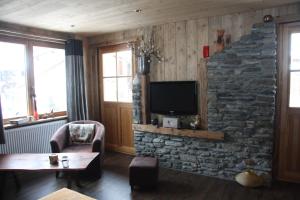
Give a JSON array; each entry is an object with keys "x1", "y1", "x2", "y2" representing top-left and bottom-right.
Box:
[{"x1": 150, "y1": 81, "x2": 198, "y2": 115}]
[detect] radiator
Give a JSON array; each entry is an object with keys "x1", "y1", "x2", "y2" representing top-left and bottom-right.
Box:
[{"x1": 0, "y1": 120, "x2": 67, "y2": 154}]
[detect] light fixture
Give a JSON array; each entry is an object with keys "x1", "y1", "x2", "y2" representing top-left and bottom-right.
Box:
[{"x1": 135, "y1": 9, "x2": 142, "y2": 13}]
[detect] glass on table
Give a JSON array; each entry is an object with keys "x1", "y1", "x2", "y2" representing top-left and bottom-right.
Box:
[{"x1": 62, "y1": 156, "x2": 69, "y2": 168}]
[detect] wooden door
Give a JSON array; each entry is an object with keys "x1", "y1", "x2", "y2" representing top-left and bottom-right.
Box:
[
  {"x1": 277, "y1": 22, "x2": 300, "y2": 182},
  {"x1": 99, "y1": 44, "x2": 134, "y2": 155}
]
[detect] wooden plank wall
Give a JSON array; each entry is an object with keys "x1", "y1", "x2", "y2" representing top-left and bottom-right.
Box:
[{"x1": 87, "y1": 3, "x2": 300, "y2": 127}]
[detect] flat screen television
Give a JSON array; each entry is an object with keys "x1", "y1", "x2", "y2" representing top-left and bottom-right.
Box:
[{"x1": 150, "y1": 81, "x2": 198, "y2": 115}]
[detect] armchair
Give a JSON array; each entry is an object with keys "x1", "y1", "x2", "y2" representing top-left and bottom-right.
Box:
[{"x1": 50, "y1": 120, "x2": 105, "y2": 178}]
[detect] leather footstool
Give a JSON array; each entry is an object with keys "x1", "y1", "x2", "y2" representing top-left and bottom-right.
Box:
[{"x1": 129, "y1": 156, "x2": 158, "y2": 190}]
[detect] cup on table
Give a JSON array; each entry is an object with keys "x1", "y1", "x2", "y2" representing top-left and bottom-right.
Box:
[
  {"x1": 62, "y1": 156, "x2": 69, "y2": 168},
  {"x1": 49, "y1": 154, "x2": 58, "y2": 165}
]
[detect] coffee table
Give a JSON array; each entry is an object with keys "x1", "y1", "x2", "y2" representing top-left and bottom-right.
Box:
[{"x1": 0, "y1": 153, "x2": 99, "y2": 192}]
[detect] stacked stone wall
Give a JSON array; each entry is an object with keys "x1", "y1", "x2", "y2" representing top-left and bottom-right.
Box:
[{"x1": 134, "y1": 22, "x2": 277, "y2": 180}]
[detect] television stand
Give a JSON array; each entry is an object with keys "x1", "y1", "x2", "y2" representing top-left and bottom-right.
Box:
[{"x1": 132, "y1": 124, "x2": 224, "y2": 141}]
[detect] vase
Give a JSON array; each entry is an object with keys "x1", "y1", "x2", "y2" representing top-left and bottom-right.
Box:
[
  {"x1": 138, "y1": 56, "x2": 151, "y2": 75},
  {"x1": 235, "y1": 170, "x2": 264, "y2": 187}
]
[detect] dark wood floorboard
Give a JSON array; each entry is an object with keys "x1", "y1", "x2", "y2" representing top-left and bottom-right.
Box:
[{"x1": 1, "y1": 152, "x2": 300, "y2": 200}]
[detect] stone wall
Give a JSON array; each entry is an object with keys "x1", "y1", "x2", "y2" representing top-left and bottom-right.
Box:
[
  {"x1": 132, "y1": 74, "x2": 142, "y2": 124},
  {"x1": 134, "y1": 22, "x2": 277, "y2": 181}
]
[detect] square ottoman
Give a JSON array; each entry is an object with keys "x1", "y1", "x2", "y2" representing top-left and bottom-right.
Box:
[{"x1": 129, "y1": 156, "x2": 159, "y2": 190}]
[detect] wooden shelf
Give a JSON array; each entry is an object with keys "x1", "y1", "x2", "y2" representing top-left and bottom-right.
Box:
[{"x1": 132, "y1": 124, "x2": 224, "y2": 141}]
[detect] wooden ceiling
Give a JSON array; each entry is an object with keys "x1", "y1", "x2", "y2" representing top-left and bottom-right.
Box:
[{"x1": 0, "y1": 0, "x2": 299, "y2": 35}]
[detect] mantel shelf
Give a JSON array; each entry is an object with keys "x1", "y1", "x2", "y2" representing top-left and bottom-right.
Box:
[{"x1": 132, "y1": 124, "x2": 224, "y2": 141}]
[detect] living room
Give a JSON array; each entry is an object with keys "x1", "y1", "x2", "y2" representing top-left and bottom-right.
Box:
[{"x1": 0, "y1": 0, "x2": 300, "y2": 199}]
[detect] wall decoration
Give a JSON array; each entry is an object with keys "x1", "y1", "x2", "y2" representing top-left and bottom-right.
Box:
[
  {"x1": 203, "y1": 45, "x2": 209, "y2": 58},
  {"x1": 263, "y1": 15, "x2": 273, "y2": 23},
  {"x1": 216, "y1": 29, "x2": 225, "y2": 53},
  {"x1": 225, "y1": 34, "x2": 231, "y2": 47},
  {"x1": 128, "y1": 32, "x2": 163, "y2": 75}
]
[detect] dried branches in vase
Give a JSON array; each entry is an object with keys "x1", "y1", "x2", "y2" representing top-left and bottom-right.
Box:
[
  {"x1": 128, "y1": 33, "x2": 164, "y2": 75},
  {"x1": 128, "y1": 36, "x2": 163, "y2": 63}
]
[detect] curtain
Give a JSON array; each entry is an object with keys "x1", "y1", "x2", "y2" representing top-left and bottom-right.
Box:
[
  {"x1": 0, "y1": 97, "x2": 5, "y2": 144},
  {"x1": 65, "y1": 39, "x2": 87, "y2": 121}
]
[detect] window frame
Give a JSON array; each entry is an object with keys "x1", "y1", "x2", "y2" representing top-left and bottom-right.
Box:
[
  {"x1": 0, "y1": 35, "x2": 67, "y2": 123},
  {"x1": 100, "y1": 44, "x2": 134, "y2": 103}
]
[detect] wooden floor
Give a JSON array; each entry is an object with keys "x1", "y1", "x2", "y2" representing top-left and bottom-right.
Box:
[{"x1": 2, "y1": 152, "x2": 300, "y2": 200}]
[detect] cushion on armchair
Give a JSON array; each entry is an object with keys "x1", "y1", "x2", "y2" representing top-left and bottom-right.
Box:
[{"x1": 69, "y1": 124, "x2": 95, "y2": 144}]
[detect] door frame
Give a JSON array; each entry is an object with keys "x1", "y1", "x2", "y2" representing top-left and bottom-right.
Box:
[
  {"x1": 275, "y1": 21, "x2": 300, "y2": 182},
  {"x1": 98, "y1": 43, "x2": 136, "y2": 155}
]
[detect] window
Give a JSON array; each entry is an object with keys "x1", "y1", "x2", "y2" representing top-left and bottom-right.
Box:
[
  {"x1": 0, "y1": 42, "x2": 27, "y2": 118},
  {"x1": 33, "y1": 46, "x2": 66, "y2": 114},
  {"x1": 289, "y1": 33, "x2": 300, "y2": 107},
  {"x1": 102, "y1": 50, "x2": 132, "y2": 102},
  {"x1": 0, "y1": 37, "x2": 67, "y2": 121}
]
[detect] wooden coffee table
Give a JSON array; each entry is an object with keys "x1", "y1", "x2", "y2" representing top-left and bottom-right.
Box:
[{"x1": 0, "y1": 153, "x2": 99, "y2": 191}]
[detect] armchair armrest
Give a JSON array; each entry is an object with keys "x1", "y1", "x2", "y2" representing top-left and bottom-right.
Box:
[
  {"x1": 92, "y1": 124, "x2": 105, "y2": 153},
  {"x1": 50, "y1": 124, "x2": 69, "y2": 153}
]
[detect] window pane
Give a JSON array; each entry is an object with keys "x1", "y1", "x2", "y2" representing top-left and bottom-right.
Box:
[
  {"x1": 289, "y1": 72, "x2": 300, "y2": 107},
  {"x1": 33, "y1": 46, "x2": 66, "y2": 114},
  {"x1": 103, "y1": 78, "x2": 117, "y2": 102},
  {"x1": 117, "y1": 77, "x2": 132, "y2": 102},
  {"x1": 117, "y1": 50, "x2": 132, "y2": 76},
  {"x1": 290, "y1": 33, "x2": 300, "y2": 70},
  {"x1": 0, "y1": 42, "x2": 27, "y2": 118},
  {"x1": 103, "y1": 53, "x2": 116, "y2": 77}
]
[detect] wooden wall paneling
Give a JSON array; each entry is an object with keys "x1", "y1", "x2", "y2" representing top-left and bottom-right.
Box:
[
  {"x1": 274, "y1": 23, "x2": 284, "y2": 180},
  {"x1": 88, "y1": 47, "x2": 101, "y2": 121},
  {"x1": 88, "y1": 29, "x2": 138, "y2": 47},
  {"x1": 221, "y1": 14, "x2": 233, "y2": 43},
  {"x1": 197, "y1": 18, "x2": 209, "y2": 129},
  {"x1": 262, "y1": 8, "x2": 276, "y2": 18},
  {"x1": 149, "y1": 26, "x2": 157, "y2": 81},
  {"x1": 141, "y1": 26, "x2": 155, "y2": 81},
  {"x1": 254, "y1": 9, "x2": 264, "y2": 25},
  {"x1": 240, "y1": 11, "x2": 257, "y2": 37},
  {"x1": 186, "y1": 20, "x2": 198, "y2": 80},
  {"x1": 152, "y1": 25, "x2": 164, "y2": 81},
  {"x1": 278, "y1": 5, "x2": 289, "y2": 16},
  {"x1": 175, "y1": 21, "x2": 187, "y2": 81},
  {"x1": 208, "y1": 16, "x2": 222, "y2": 55},
  {"x1": 230, "y1": 13, "x2": 243, "y2": 43},
  {"x1": 163, "y1": 23, "x2": 176, "y2": 81},
  {"x1": 286, "y1": 3, "x2": 300, "y2": 15}
]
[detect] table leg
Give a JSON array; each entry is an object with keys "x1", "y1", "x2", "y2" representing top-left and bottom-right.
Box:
[
  {"x1": 67, "y1": 173, "x2": 72, "y2": 189},
  {"x1": 12, "y1": 172, "x2": 21, "y2": 190},
  {"x1": 0, "y1": 172, "x2": 7, "y2": 198},
  {"x1": 75, "y1": 172, "x2": 82, "y2": 188}
]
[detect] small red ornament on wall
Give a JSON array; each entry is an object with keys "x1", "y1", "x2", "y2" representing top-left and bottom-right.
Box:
[{"x1": 203, "y1": 45, "x2": 209, "y2": 58}]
